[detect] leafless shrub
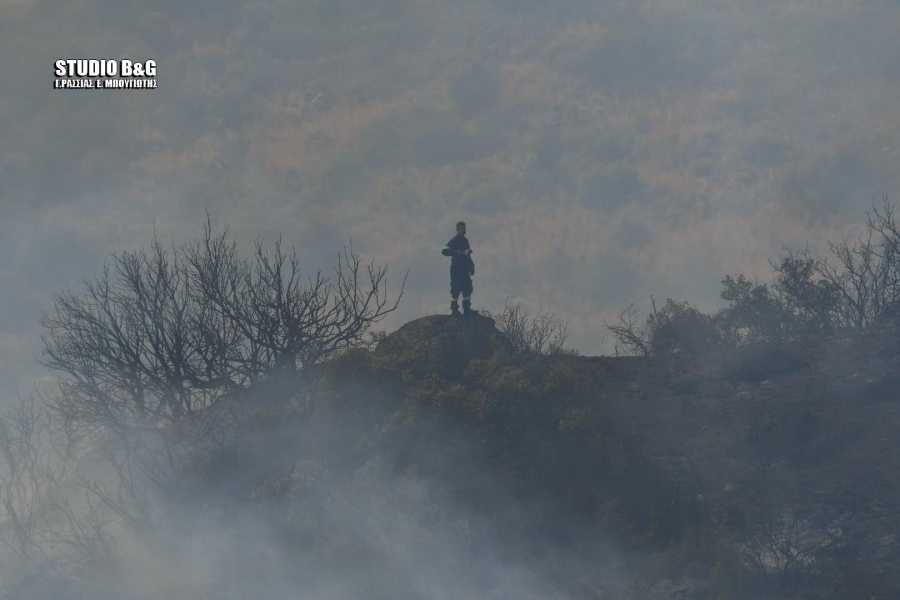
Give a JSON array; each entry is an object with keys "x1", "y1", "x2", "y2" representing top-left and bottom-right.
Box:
[
  {"x1": 740, "y1": 498, "x2": 840, "y2": 584},
  {"x1": 486, "y1": 299, "x2": 571, "y2": 356},
  {"x1": 743, "y1": 510, "x2": 809, "y2": 576},
  {"x1": 602, "y1": 303, "x2": 650, "y2": 357}
]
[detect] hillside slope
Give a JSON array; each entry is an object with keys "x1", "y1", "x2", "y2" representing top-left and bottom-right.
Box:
[
  {"x1": 217, "y1": 313, "x2": 900, "y2": 599},
  {"x1": 10, "y1": 314, "x2": 900, "y2": 599}
]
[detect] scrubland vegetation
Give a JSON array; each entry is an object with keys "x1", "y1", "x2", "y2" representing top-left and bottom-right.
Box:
[
  {"x1": 606, "y1": 198, "x2": 900, "y2": 357},
  {"x1": 2, "y1": 204, "x2": 900, "y2": 598}
]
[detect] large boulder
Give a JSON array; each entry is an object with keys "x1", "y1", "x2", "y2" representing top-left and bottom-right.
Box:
[{"x1": 373, "y1": 314, "x2": 513, "y2": 378}]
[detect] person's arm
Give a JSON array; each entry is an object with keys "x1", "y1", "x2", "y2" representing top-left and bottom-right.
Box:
[{"x1": 442, "y1": 239, "x2": 454, "y2": 257}]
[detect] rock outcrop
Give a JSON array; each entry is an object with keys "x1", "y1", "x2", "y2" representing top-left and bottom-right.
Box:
[{"x1": 373, "y1": 313, "x2": 513, "y2": 378}]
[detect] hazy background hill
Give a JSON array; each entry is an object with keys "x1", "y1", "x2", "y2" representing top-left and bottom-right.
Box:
[{"x1": 3, "y1": 0, "x2": 900, "y2": 407}]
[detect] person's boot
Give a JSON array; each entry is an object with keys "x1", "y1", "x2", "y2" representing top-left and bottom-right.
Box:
[
  {"x1": 462, "y1": 300, "x2": 477, "y2": 316},
  {"x1": 451, "y1": 301, "x2": 461, "y2": 318}
]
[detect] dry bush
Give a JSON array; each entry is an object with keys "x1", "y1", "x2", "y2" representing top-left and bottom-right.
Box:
[
  {"x1": 603, "y1": 303, "x2": 650, "y2": 357},
  {"x1": 485, "y1": 299, "x2": 572, "y2": 356}
]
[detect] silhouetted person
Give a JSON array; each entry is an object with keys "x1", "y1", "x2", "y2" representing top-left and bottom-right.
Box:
[{"x1": 442, "y1": 221, "x2": 476, "y2": 317}]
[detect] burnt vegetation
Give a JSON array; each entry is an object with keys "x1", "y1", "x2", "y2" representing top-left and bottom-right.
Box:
[{"x1": 3, "y1": 206, "x2": 900, "y2": 599}]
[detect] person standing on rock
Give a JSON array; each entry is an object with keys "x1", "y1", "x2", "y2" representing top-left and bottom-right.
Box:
[{"x1": 442, "y1": 221, "x2": 476, "y2": 317}]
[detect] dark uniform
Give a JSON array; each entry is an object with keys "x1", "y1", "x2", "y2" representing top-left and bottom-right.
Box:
[{"x1": 442, "y1": 235, "x2": 475, "y2": 315}]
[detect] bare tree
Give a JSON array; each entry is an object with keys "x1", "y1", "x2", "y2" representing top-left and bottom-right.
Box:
[
  {"x1": 185, "y1": 222, "x2": 405, "y2": 376},
  {"x1": 819, "y1": 234, "x2": 891, "y2": 330},
  {"x1": 823, "y1": 197, "x2": 900, "y2": 328},
  {"x1": 603, "y1": 303, "x2": 650, "y2": 357},
  {"x1": 35, "y1": 428, "x2": 181, "y2": 571},
  {"x1": 40, "y1": 219, "x2": 405, "y2": 434},
  {"x1": 0, "y1": 396, "x2": 74, "y2": 575},
  {"x1": 41, "y1": 489, "x2": 119, "y2": 572}
]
